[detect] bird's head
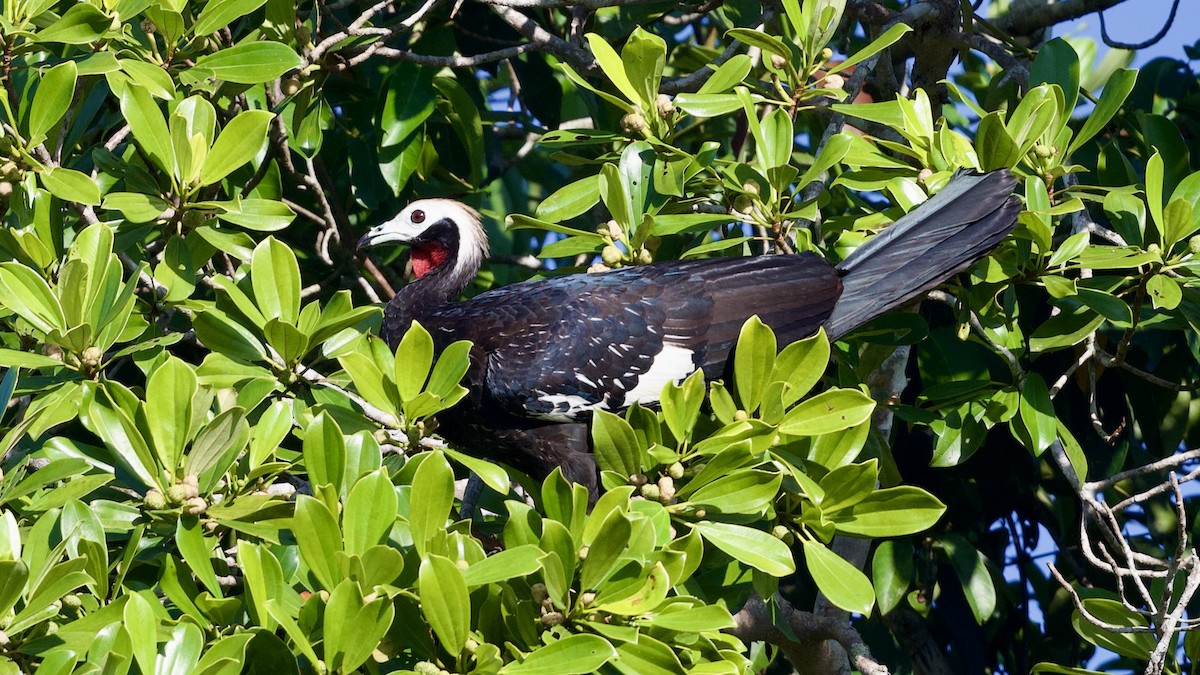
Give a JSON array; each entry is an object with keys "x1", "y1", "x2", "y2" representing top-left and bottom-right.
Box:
[{"x1": 357, "y1": 199, "x2": 489, "y2": 281}]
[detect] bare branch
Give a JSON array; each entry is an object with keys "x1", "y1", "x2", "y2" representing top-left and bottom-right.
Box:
[{"x1": 990, "y1": 0, "x2": 1129, "y2": 37}]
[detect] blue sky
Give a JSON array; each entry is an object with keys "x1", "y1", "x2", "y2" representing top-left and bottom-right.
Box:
[{"x1": 1056, "y1": 0, "x2": 1198, "y2": 65}]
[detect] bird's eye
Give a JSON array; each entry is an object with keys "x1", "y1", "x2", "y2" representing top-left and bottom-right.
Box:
[{"x1": 411, "y1": 209, "x2": 426, "y2": 224}]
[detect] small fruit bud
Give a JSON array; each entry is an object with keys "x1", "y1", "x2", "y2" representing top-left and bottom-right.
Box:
[
  {"x1": 531, "y1": 582, "x2": 549, "y2": 604},
  {"x1": 637, "y1": 248, "x2": 653, "y2": 265},
  {"x1": 62, "y1": 593, "x2": 82, "y2": 609},
  {"x1": 770, "y1": 53, "x2": 788, "y2": 70},
  {"x1": 183, "y1": 475, "x2": 200, "y2": 498},
  {"x1": 824, "y1": 73, "x2": 845, "y2": 90},
  {"x1": 1148, "y1": 243, "x2": 1162, "y2": 255},
  {"x1": 917, "y1": 168, "x2": 933, "y2": 184},
  {"x1": 140, "y1": 18, "x2": 157, "y2": 34},
  {"x1": 620, "y1": 112, "x2": 647, "y2": 135},
  {"x1": 629, "y1": 473, "x2": 647, "y2": 487},
  {"x1": 601, "y1": 245, "x2": 623, "y2": 266},
  {"x1": 184, "y1": 497, "x2": 208, "y2": 515},
  {"x1": 741, "y1": 180, "x2": 760, "y2": 196},
  {"x1": 81, "y1": 346, "x2": 103, "y2": 370},
  {"x1": 1189, "y1": 235, "x2": 1200, "y2": 254},
  {"x1": 465, "y1": 638, "x2": 479, "y2": 654},
  {"x1": 414, "y1": 662, "x2": 441, "y2": 675},
  {"x1": 183, "y1": 210, "x2": 207, "y2": 229},
  {"x1": 166, "y1": 483, "x2": 189, "y2": 505},
  {"x1": 541, "y1": 611, "x2": 565, "y2": 627},
  {"x1": 820, "y1": 48, "x2": 834, "y2": 61},
  {"x1": 657, "y1": 475, "x2": 676, "y2": 503},
  {"x1": 656, "y1": 94, "x2": 675, "y2": 118},
  {"x1": 281, "y1": 77, "x2": 302, "y2": 96},
  {"x1": 0, "y1": 181, "x2": 12, "y2": 198},
  {"x1": 578, "y1": 545, "x2": 589, "y2": 560},
  {"x1": 41, "y1": 344, "x2": 63, "y2": 361},
  {"x1": 734, "y1": 195, "x2": 754, "y2": 214},
  {"x1": 1033, "y1": 144, "x2": 1053, "y2": 159},
  {"x1": 580, "y1": 591, "x2": 596, "y2": 606},
  {"x1": 295, "y1": 26, "x2": 312, "y2": 46},
  {"x1": 668, "y1": 462, "x2": 685, "y2": 479},
  {"x1": 456, "y1": 559, "x2": 469, "y2": 571},
  {"x1": 586, "y1": 262, "x2": 611, "y2": 274},
  {"x1": 639, "y1": 483, "x2": 661, "y2": 501},
  {"x1": 606, "y1": 220, "x2": 624, "y2": 240},
  {"x1": 733, "y1": 409, "x2": 749, "y2": 421},
  {"x1": 144, "y1": 489, "x2": 168, "y2": 510},
  {"x1": 694, "y1": 508, "x2": 706, "y2": 519},
  {"x1": 772, "y1": 524, "x2": 794, "y2": 544}
]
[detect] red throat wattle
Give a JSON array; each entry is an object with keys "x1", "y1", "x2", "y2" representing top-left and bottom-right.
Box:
[{"x1": 411, "y1": 243, "x2": 449, "y2": 278}]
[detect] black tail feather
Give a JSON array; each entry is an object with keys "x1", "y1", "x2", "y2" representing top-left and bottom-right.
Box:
[{"x1": 823, "y1": 170, "x2": 1020, "y2": 340}]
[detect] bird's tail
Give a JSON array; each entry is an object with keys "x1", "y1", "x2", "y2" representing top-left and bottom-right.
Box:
[{"x1": 823, "y1": 170, "x2": 1021, "y2": 340}]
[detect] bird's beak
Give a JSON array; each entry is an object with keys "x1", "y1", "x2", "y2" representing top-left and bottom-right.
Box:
[{"x1": 356, "y1": 232, "x2": 375, "y2": 252}]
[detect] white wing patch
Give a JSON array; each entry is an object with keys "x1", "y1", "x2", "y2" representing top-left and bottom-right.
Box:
[
  {"x1": 621, "y1": 343, "x2": 696, "y2": 408},
  {"x1": 534, "y1": 392, "x2": 607, "y2": 422}
]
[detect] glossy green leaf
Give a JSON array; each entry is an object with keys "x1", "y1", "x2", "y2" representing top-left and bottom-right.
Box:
[
  {"x1": 592, "y1": 409, "x2": 642, "y2": 477},
  {"x1": 418, "y1": 555, "x2": 470, "y2": 656},
  {"x1": 694, "y1": 521, "x2": 794, "y2": 576},
  {"x1": 803, "y1": 539, "x2": 874, "y2": 615},
  {"x1": 462, "y1": 545, "x2": 543, "y2": 587},
  {"x1": 120, "y1": 85, "x2": 174, "y2": 174},
  {"x1": 194, "y1": 0, "x2": 269, "y2": 35},
  {"x1": 144, "y1": 356, "x2": 197, "y2": 473},
  {"x1": 29, "y1": 61, "x2": 78, "y2": 145},
  {"x1": 293, "y1": 495, "x2": 343, "y2": 590},
  {"x1": 190, "y1": 42, "x2": 302, "y2": 84},
  {"x1": 1017, "y1": 373, "x2": 1056, "y2": 454},
  {"x1": 176, "y1": 516, "x2": 223, "y2": 596},
  {"x1": 395, "y1": 321, "x2": 434, "y2": 401},
  {"x1": 35, "y1": 3, "x2": 110, "y2": 43},
  {"x1": 0, "y1": 262, "x2": 66, "y2": 334},
  {"x1": 323, "y1": 579, "x2": 395, "y2": 672},
  {"x1": 500, "y1": 634, "x2": 617, "y2": 675},
  {"x1": 779, "y1": 388, "x2": 876, "y2": 436},
  {"x1": 249, "y1": 238, "x2": 300, "y2": 325},
  {"x1": 871, "y1": 540, "x2": 912, "y2": 615},
  {"x1": 408, "y1": 450, "x2": 453, "y2": 555},
  {"x1": 342, "y1": 469, "x2": 396, "y2": 557},
  {"x1": 940, "y1": 534, "x2": 996, "y2": 624},
  {"x1": 829, "y1": 486, "x2": 946, "y2": 536},
  {"x1": 201, "y1": 110, "x2": 274, "y2": 185},
  {"x1": 302, "y1": 412, "x2": 345, "y2": 493},
  {"x1": 733, "y1": 316, "x2": 775, "y2": 413},
  {"x1": 123, "y1": 591, "x2": 158, "y2": 674}
]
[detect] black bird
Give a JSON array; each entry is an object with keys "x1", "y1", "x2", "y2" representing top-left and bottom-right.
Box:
[{"x1": 357, "y1": 171, "x2": 1020, "y2": 495}]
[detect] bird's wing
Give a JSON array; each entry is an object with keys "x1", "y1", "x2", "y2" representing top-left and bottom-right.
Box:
[
  {"x1": 476, "y1": 271, "x2": 708, "y2": 421},
  {"x1": 423, "y1": 255, "x2": 841, "y2": 421}
]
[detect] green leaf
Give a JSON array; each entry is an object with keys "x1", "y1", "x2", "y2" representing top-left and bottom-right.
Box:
[
  {"x1": 251, "y1": 237, "x2": 300, "y2": 324},
  {"x1": 771, "y1": 328, "x2": 830, "y2": 406},
  {"x1": 323, "y1": 579, "x2": 395, "y2": 672},
  {"x1": 694, "y1": 521, "x2": 794, "y2": 576},
  {"x1": 1017, "y1": 373, "x2": 1055, "y2": 454},
  {"x1": 1146, "y1": 152, "x2": 1165, "y2": 242},
  {"x1": 537, "y1": 175, "x2": 601, "y2": 223},
  {"x1": 395, "y1": 321, "x2": 434, "y2": 401},
  {"x1": 120, "y1": 85, "x2": 174, "y2": 174},
  {"x1": 293, "y1": 495, "x2": 343, "y2": 590},
  {"x1": 0, "y1": 262, "x2": 66, "y2": 334},
  {"x1": 343, "y1": 469, "x2": 396, "y2": 557},
  {"x1": 408, "y1": 450, "x2": 453, "y2": 556},
  {"x1": 1030, "y1": 38, "x2": 1080, "y2": 114},
  {"x1": 35, "y1": 3, "x2": 110, "y2": 44},
  {"x1": 976, "y1": 112, "x2": 1021, "y2": 171},
  {"x1": 190, "y1": 42, "x2": 302, "y2": 84},
  {"x1": 585, "y1": 33, "x2": 645, "y2": 107},
  {"x1": 201, "y1": 110, "x2": 274, "y2": 186},
  {"x1": 176, "y1": 516, "x2": 223, "y2": 596},
  {"x1": 462, "y1": 545, "x2": 543, "y2": 587},
  {"x1": 829, "y1": 486, "x2": 946, "y2": 537},
  {"x1": 144, "y1": 356, "x2": 196, "y2": 473},
  {"x1": 443, "y1": 446, "x2": 509, "y2": 495},
  {"x1": 579, "y1": 509, "x2": 630, "y2": 591},
  {"x1": 303, "y1": 412, "x2": 346, "y2": 493},
  {"x1": 623, "y1": 27, "x2": 666, "y2": 112},
  {"x1": 1071, "y1": 598, "x2": 1155, "y2": 659},
  {"x1": 779, "y1": 388, "x2": 876, "y2": 436},
  {"x1": 192, "y1": 308, "x2": 268, "y2": 363},
  {"x1": 733, "y1": 316, "x2": 775, "y2": 413},
  {"x1": 592, "y1": 409, "x2": 642, "y2": 477},
  {"x1": 648, "y1": 604, "x2": 735, "y2": 632},
  {"x1": 940, "y1": 534, "x2": 996, "y2": 624},
  {"x1": 28, "y1": 61, "x2": 78, "y2": 145},
  {"x1": 419, "y1": 555, "x2": 470, "y2": 656},
  {"x1": 0, "y1": 561, "x2": 28, "y2": 618},
  {"x1": 1147, "y1": 273, "x2": 1182, "y2": 310},
  {"x1": 687, "y1": 470, "x2": 780, "y2": 515},
  {"x1": 871, "y1": 540, "x2": 912, "y2": 615},
  {"x1": 803, "y1": 539, "x2": 874, "y2": 615},
  {"x1": 500, "y1": 634, "x2": 617, "y2": 675},
  {"x1": 661, "y1": 370, "x2": 704, "y2": 443},
  {"x1": 194, "y1": 0, "x2": 269, "y2": 35},
  {"x1": 828, "y1": 23, "x2": 912, "y2": 75},
  {"x1": 1070, "y1": 68, "x2": 1136, "y2": 154},
  {"x1": 123, "y1": 591, "x2": 158, "y2": 674},
  {"x1": 102, "y1": 192, "x2": 172, "y2": 223}
]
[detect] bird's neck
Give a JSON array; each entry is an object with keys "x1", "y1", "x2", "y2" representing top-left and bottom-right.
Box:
[{"x1": 382, "y1": 246, "x2": 480, "y2": 346}]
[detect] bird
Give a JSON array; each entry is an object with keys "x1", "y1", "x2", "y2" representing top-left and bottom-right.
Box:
[{"x1": 356, "y1": 170, "x2": 1021, "y2": 496}]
